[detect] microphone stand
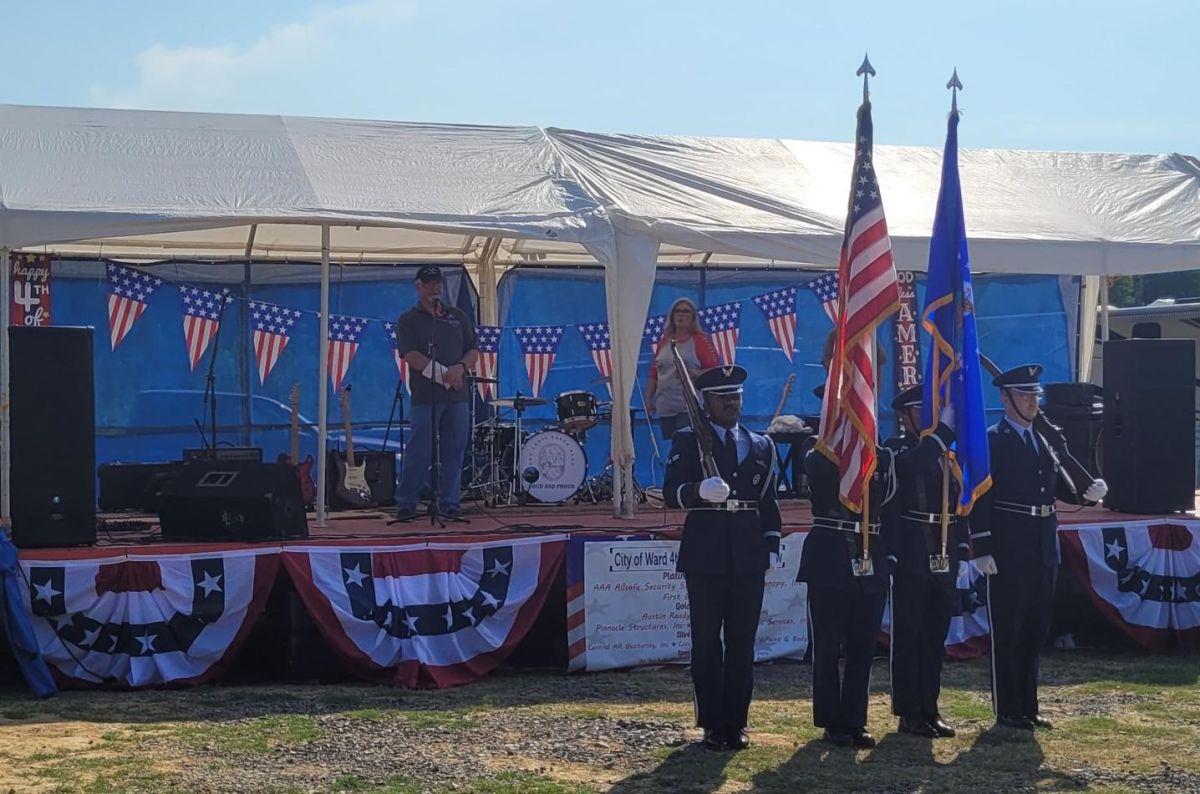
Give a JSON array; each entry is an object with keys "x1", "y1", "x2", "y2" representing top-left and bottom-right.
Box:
[{"x1": 197, "y1": 296, "x2": 229, "y2": 459}]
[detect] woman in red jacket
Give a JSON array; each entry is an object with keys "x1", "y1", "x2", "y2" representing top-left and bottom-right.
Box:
[{"x1": 645, "y1": 298, "x2": 720, "y2": 439}]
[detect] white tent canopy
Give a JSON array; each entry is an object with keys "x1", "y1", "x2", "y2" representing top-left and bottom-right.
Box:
[{"x1": 3, "y1": 103, "x2": 1199, "y2": 523}]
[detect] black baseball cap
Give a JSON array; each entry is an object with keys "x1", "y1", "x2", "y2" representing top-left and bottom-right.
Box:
[{"x1": 415, "y1": 265, "x2": 443, "y2": 282}]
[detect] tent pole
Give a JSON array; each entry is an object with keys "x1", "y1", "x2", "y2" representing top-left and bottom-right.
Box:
[
  {"x1": 0, "y1": 247, "x2": 9, "y2": 530},
  {"x1": 1100, "y1": 276, "x2": 1110, "y2": 342},
  {"x1": 316, "y1": 226, "x2": 331, "y2": 527}
]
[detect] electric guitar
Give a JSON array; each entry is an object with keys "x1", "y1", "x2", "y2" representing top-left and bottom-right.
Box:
[
  {"x1": 277, "y1": 384, "x2": 317, "y2": 508},
  {"x1": 770, "y1": 373, "x2": 797, "y2": 425},
  {"x1": 333, "y1": 385, "x2": 372, "y2": 508}
]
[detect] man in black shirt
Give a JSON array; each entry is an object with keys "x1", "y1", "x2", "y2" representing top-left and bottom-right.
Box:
[{"x1": 393, "y1": 266, "x2": 479, "y2": 519}]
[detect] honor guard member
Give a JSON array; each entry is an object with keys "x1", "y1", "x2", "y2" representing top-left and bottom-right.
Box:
[
  {"x1": 884, "y1": 386, "x2": 966, "y2": 739},
  {"x1": 798, "y1": 389, "x2": 898, "y2": 750},
  {"x1": 970, "y1": 364, "x2": 1107, "y2": 731},
  {"x1": 665, "y1": 365, "x2": 782, "y2": 752}
]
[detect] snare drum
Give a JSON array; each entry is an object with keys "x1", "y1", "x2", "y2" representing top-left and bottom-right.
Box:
[
  {"x1": 473, "y1": 422, "x2": 517, "y2": 455},
  {"x1": 555, "y1": 390, "x2": 599, "y2": 432},
  {"x1": 518, "y1": 429, "x2": 588, "y2": 504}
]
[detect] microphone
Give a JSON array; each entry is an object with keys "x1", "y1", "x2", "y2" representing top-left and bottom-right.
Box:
[{"x1": 432, "y1": 297, "x2": 445, "y2": 318}]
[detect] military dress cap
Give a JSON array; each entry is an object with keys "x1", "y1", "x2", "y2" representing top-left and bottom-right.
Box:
[
  {"x1": 415, "y1": 265, "x2": 443, "y2": 282},
  {"x1": 695, "y1": 364, "x2": 747, "y2": 395},
  {"x1": 891, "y1": 385, "x2": 923, "y2": 411},
  {"x1": 993, "y1": 363, "x2": 1044, "y2": 394}
]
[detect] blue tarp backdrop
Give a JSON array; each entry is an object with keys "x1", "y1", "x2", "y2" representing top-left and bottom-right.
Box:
[{"x1": 42, "y1": 259, "x2": 1071, "y2": 496}]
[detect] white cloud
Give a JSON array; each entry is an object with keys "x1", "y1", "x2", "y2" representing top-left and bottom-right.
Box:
[{"x1": 90, "y1": 0, "x2": 416, "y2": 112}]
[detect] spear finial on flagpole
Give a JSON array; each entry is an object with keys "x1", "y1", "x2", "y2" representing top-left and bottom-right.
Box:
[
  {"x1": 857, "y1": 54, "x2": 876, "y2": 101},
  {"x1": 947, "y1": 68, "x2": 963, "y2": 114}
]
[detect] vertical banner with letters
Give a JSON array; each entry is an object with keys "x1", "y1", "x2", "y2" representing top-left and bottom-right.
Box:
[
  {"x1": 10, "y1": 253, "x2": 52, "y2": 327},
  {"x1": 566, "y1": 531, "x2": 809, "y2": 672},
  {"x1": 893, "y1": 270, "x2": 920, "y2": 391}
]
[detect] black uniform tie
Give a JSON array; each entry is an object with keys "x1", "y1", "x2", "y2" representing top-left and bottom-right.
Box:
[
  {"x1": 720, "y1": 429, "x2": 738, "y2": 480},
  {"x1": 1023, "y1": 429, "x2": 1038, "y2": 460}
]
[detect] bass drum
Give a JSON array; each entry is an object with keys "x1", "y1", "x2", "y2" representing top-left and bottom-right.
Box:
[{"x1": 518, "y1": 429, "x2": 587, "y2": 504}]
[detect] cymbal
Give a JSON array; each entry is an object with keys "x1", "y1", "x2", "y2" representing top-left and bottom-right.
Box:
[{"x1": 489, "y1": 396, "x2": 548, "y2": 408}]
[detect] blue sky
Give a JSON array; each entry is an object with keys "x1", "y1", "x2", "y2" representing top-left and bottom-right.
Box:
[{"x1": 5, "y1": 0, "x2": 1197, "y2": 153}]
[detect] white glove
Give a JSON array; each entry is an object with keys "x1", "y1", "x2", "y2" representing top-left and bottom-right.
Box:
[
  {"x1": 1083, "y1": 478, "x2": 1108, "y2": 503},
  {"x1": 770, "y1": 552, "x2": 783, "y2": 569},
  {"x1": 958, "y1": 560, "x2": 969, "y2": 580},
  {"x1": 698, "y1": 477, "x2": 731, "y2": 503},
  {"x1": 974, "y1": 554, "x2": 998, "y2": 576},
  {"x1": 939, "y1": 403, "x2": 956, "y2": 431}
]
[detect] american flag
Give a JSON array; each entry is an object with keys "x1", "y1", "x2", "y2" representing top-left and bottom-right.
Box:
[
  {"x1": 105, "y1": 263, "x2": 163, "y2": 350},
  {"x1": 577, "y1": 322, "x2": 613, "y2": 393},
  {"x1": 249, "y1": 300, "x2": 302, "y2": 384},
  {"x1": 328, "y1": 314, "x2": 370, "y2": 392},
  {"x1": 807, "y1": 272, "x2": 840, "y2": 324},
  {"x1": 816, "y1": 97, "x2": 901, "y2": 513},
  {"x1": 643, "y1": 314, "x2": 667, "y2": 356},
  {"x1": 475, "y1": 325, "x2": 503, "y2": 400},
  {"x1": 752, "y1": 287, "x2": 798, "y2": 362},
  {"x1": 513, "y1": 325, "x2": 564, "y2": 398},
  {"x1": 697, "y1": 301, "x2": 742, "y2": 365},
  {"x1": 180, "y1": 285, "x2": 234, "y2": 370},
  {"x1": 382, "y1": 321, "x2": 411, "y2": 395}
]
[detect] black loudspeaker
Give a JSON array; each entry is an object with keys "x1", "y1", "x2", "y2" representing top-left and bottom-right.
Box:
[
  {"x1": 98, "y1": 462, "x2": 181, "y2": 512},
  {"x1": 158, "y1": 461, "x2": 309, "y2": 542},
  {"x1": 9, "y1": 326, "x2": 96, "y2": 548},
  {"x1": 327, "y1": 450, "x2": 397, "y2": 509},
  {"x1": 1043, "y1": 383, "x2": 1103, "y2": 479},
  {"x1": 1102, "y1": 339, "x2": 1196, "y2": 513}
]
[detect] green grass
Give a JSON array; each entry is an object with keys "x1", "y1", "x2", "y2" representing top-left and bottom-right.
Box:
[{"x1": 171, "y1": 713, "x2": 321, "y2": 754}]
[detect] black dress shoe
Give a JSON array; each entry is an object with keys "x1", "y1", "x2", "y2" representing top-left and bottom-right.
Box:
[
  {"x1": 898, "y1": 717, "x2": 937, "y2": 738},
  {"x1": 1028, "y1": 714, "x2": 1053, "y2": 730},
  {"x1": 927, "y1": 716, "x2": 957, "y2": 738},
  {"x1": 701, "y1": 728, "x2": 727, "y2": 751},
  {"x1": 822, "y1": 728, "x2": 854, "y2": 747},
  {"x1": 727, "y1": 728, "x2": 751, "y2": 750},
  {"x1": 850, "y1": 728, "x2": 877, "y2": 749},
  {"x1": 996, "y1": 715, "x2": 1034, "y2": 731}
]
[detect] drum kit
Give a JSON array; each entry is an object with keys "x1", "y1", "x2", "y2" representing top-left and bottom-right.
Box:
[{"x1": 464, "y1": 376, "x2": 634, "y2": 507}]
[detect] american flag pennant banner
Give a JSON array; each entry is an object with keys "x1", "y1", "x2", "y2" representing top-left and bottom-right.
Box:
[
  {"x1": 643, "y1": 314, "x2": 667, "y2": 356},
  {"x1": 180, "y1": 285, "x2": 234, "y2": 371},
  {"x1": 697, "y1": 302, "x2": 742, "y2": 365},
  {"x1": 475, "y1": 325, "x2": 503, "y2": 400},
  {"x1": 105, "y1": 263, "x2": 164, "y2": 350},
  {"x1": 577, "y1": 322, "x2": 613, "y2": 394},
  {"x1": 816, "y1": 96, "x2": 901, "y2": 513},
  {"x1": 249, "y1": 301, "x2": 303, "y2": 385},
  {"x1": 513, "y1": 325, "x2": 565, "y2": 398},
  {"x1": 752, "y1": 287, "x2": 798, "y2": 363},
  {"x1": 382, "y1": 321, "x2": 412, "y2": 396},
  {"x1": 279, "y1": 537, "x2": 566, "y2": 688},
  {"x1": 20, "y1": 550, "x2": 280, "y2": 687},
  {"x1": 806, "y1": 271, "x2": 840, "y2": 324},
  {"x1": 328, "y1": 314, "x2": 371, "y2": 392}
]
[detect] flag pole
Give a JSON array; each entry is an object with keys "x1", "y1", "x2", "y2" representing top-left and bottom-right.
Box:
[{"x1": 852, "y1": 53, "x2": 877, "y2": 578}]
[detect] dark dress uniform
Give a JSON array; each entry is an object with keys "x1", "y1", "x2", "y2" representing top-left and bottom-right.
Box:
[
  {"x1": 969, "y1": 365, "x2": 1079, "y2": 726},
  {"x1": 883, "y1": 387, "x2": 969, "y2": 732},
  {"x1": 664, "y1": 367, "x2": 782, "y2": 745},
  {"x1": 798, "y1": 438, "x2": 896, "y2": 743}
]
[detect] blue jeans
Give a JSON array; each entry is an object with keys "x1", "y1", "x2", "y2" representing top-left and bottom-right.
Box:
[{"x1": 396, "y1": 400, "x2": 470, "y2": 512}]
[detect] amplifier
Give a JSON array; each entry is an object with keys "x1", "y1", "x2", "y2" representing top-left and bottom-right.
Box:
[
  {"x1": 99, "y1": 462, "x2": 182, "y2": 512},
  {"x1": 183, "y1": 447, "x2": 264, "y2": 463}
]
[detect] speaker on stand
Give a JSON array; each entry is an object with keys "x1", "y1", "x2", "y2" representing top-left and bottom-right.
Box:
[{"x1": 1043, "y1": 382, "x2": 1103, "y2": 480}]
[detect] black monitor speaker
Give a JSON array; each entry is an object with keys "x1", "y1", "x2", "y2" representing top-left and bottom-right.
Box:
[
  {"x1": 1102, "y1": 339, "x2": 1196, "y2": 513},
  {"x1": 158, "y1": 461, "x2": 309, "y2": 542},
  {"x1": 9, "y1": 326, "x2": 97, "y2": 548}
]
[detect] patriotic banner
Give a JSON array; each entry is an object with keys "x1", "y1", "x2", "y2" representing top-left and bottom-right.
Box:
[
  {"x1": 20, "y1": 549, "x2": 280, "y2": 687},
  {"x1": 281, "y1": 536, "x2": 566, "y2": 688},
  {"x1": 328, "y1": 314, "x2": 370, "y2": 392},
  {"x1": 752, "y1": 287, "x2": 798, "y2": 363},
  {"x1": 180, "y1": 285, "x2": 234, "y2": 370},
  {"x1": 806, "y1": 271, "x2": 839, "y2": 324},
  {"x1": 513, "y1": 325, "x2": 564, "y2": 398},
  {"x1": 643, "y1": 314, "x2": 667, "y2": 356},
  {"x1": 1061, "y1": 522, "x2": 1200, "y2": 651},
  {"x1": 10, "y1": 253, "x2": 52, "y2": 327},
  {"x1": 475, "y1": 325, "x2": 503, "y2": 400},
  {"x1": 578, "y1": 322, "x2": 613, "y2": 394},
  {"x1": 105, "y1": 263, "x2": 163, "y2": 350},
  {"x1": 249, "y1": 300, "x2": 303, "y2": 385},
  {"x1": 567, "y1": 533, "x2": 809, "y2": 673},
  {"x1": 697, "y1": 301, "x2": 742, "y2": 365},
  {"x1": 382, "y1": 321, "x2": 412, "y2": 396}
]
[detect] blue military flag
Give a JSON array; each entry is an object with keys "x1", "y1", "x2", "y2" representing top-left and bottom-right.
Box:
[{"x1": 920, "y1": 108, "x2": 991, "y2": 513}]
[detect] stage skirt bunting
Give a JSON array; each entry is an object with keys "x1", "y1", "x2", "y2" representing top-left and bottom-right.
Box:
[
  {"x1": 19, "y1": 548, "x2": 279, "y2": 688},
  {"x1": 281, "y1": 535, "x2": 566, "y2": 688},
  {"x1": 566, "y1": 531, "x2": 810, "y2": 673},
  {"x1": 1059, "y1": 522, "x2": 1200, "y2": 651},
  {"x1": 879, "y1": 559, "x2": 992, "y2": 661}
]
